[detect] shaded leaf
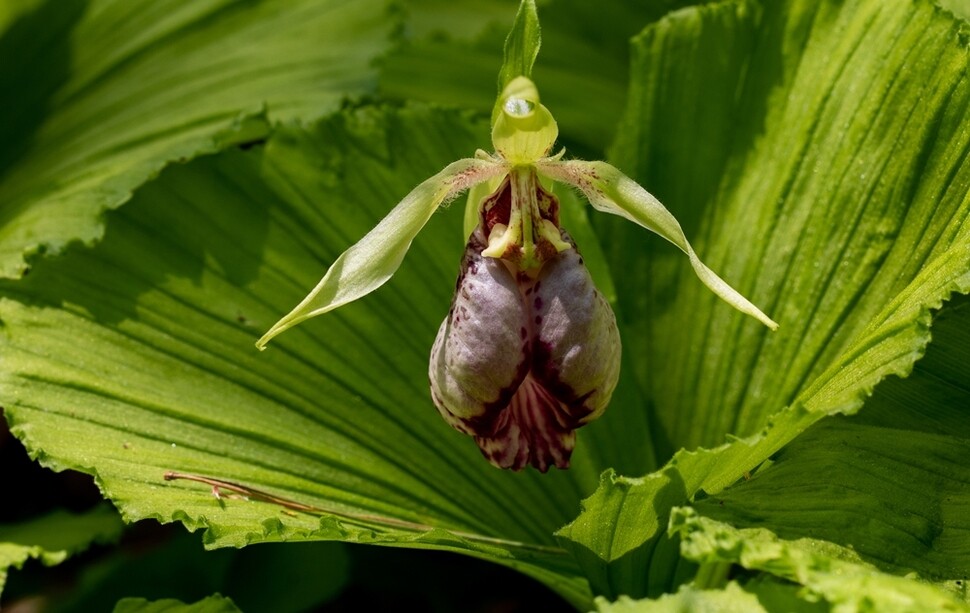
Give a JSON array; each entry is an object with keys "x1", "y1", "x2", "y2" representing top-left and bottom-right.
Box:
[
  {"x1": 399, "y1": 0, "x2": 517, "y2": 41},
  {"x1": 0, "y1": 504, "x2": 124, "y2": 595},
  {"x1": 113, "y1": 595, "x2": 240, "y2": 613},
  {"x1": 40, "y1": 528, "x2": 348, "y2": 613},
  {"x1": 255, "y1": 157, "x2": 504, "y2": 348},
  {"x1": 556, "y1": 186, "x2": 618, "y2": 305},
  {"x1": 382, "y1": 0, "x2": 702, "y2": 153},
  {"x1": 0, "y1": 0, "x2": 44, "y2": 35},
  {"x1": 0, "y1": 0, "x2": 395, "y2": 278}
]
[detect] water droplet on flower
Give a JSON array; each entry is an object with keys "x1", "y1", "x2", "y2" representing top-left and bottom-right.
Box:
[{"x1": 504, "y1": 96, "x2": 534, "y2": 117}]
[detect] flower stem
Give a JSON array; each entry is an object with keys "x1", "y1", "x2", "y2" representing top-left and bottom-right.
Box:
[{"x1": 693, "y1": 560, "x2": 733, "y2": 589}]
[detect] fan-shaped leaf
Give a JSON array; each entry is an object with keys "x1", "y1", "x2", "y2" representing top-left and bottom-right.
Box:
[
  {"x1": 559, "y1": 0, "x2": 970, "y2": 598},
  {"x1": 0, "y1": 0, "x2": 395, "y2": 278}
]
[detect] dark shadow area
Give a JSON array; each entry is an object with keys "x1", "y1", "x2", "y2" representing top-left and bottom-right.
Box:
[
  {"x1": 324, "y1": 546, "x2": 574, "y2": 613},
  {"x1": 0, "y1": 408, "x2": 101, "y2": 523},
  {"x1": 0, "y1": 0, "x2": 88, "y2": 179},
  {"x1": 583, "y1": 342, "x2": 665, "y2": 475},
  {"x1": 2, "y1": 517, "x2": 574, "y2": 612},
  {"x1": 849, "y1": 293, "x2": 970, "y2": 438}
]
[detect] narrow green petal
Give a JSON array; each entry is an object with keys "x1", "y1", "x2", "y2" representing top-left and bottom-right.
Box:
[
  {"x1": 256, "y1": 158, "x2": 503, "y2": 349},
  {"x1": 537, "y1": 160, "x2": 778, "y2": 330}
]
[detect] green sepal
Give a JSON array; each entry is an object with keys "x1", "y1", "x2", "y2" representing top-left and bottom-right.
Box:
[
  {"x1": 493, "y1": 0, "x2": 541, "y2": 125},
  {"x1": 257, "y1": 157, "x2": 503, "y2": 348},
  {"x1": 536, "y1": 159, "x2": 778, "y2": 330}
]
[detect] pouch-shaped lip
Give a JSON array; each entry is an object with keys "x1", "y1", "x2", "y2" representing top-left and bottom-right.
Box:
[{"x1": 429, "y1": 226, "x2": 620, "y2": 472}]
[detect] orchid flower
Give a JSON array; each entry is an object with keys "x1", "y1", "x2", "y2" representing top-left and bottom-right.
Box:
[{"x1": 256, "y1": 2, "x2": 777, "y2": 472}]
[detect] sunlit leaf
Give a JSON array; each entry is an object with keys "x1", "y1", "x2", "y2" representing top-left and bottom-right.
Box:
[
  {"x1": 537, "y1": 159, "x2": 777, "y2": 329},
  {"x1": 604, "y1": 0, "x2": 970, "y2": 451},
  {"x1": 595, "y1": 583, "x2": 767, "y2": 613},
  {"x1": 4, "y1": 0, "x2": 969, "y2": 607},
  {"x1": 670, "y1": 508, "x2": 970, "y2": 611},
  {"x1": 693, "y1": 294, "x2": 970, "y2": 599},
  {"x1": 559, "y1": 0, "x2": 970, "y2": 598}
]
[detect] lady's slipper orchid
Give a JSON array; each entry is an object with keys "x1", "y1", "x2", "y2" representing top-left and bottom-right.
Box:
[
  {"x1": 429, "y1": 223, "x2": 621, "y2": 472},
  {"x1": 256, "y1": 75, "x2": 777, "y2": 471}
]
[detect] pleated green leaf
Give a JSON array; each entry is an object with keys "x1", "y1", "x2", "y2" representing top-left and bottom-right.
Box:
[
  {"x1": 605, "y1": 0, "x2": 970, "y2": 452},
  {"x1": 670, "y1": 508, "x2": 970, "y2": 611},
  {"x1": 559, "y1": 0, "x2": 970, "y2": 599},
  {"x1": 0, "y1": 0, "x2": 394, "y2": 279},
  {"x1": 0, "y1": 504, "x2": 124, "y2": 595},
  {"x1": 692, "y1": 294, "x2": 970, "y2": 600}
]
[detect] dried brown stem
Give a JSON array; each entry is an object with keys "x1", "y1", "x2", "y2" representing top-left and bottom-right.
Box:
[{"x1": 163, "y1": 471, "x2": 566, "y2": 556}]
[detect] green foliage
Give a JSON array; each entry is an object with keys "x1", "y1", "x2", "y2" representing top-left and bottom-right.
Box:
[
  {"x1": 0, "y1": 107, "x2": 598, "y2": 607},
  {"x1": 46, "y1": 529, "x2": 348, "y2": 613},
  {"x1": 1, "y1": 0, "x2": 968, "y2": 610},
  {"x1": 671, "y1": 508, "x2": 970, "y2": 611},
  {"x1": 113, "y1": 595, "x2": 240, "y2": 613},
  {"x1": 596, "y1": 583, "x2": 768, "y2": 613},
  {"x1": 0, "y1": 505, "x2": 124, "y2": 593},
  {"x1": 0, "y1": 0, "x2": 393, "y2": 279},
  {"x1": 559, "y1": 0, "x2": 970, "y2": 602}
]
